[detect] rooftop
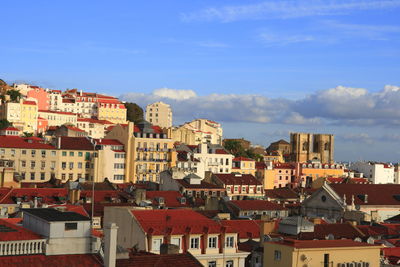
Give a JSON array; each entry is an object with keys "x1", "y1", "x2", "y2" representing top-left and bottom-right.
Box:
[
  {"x1": 214, "y1": 173, "x2": 262, "y2": 186},
  {"x1": 23, "y1": 208, "x2": 90, "y2": 222},
  {"x1": 0, "y1": 219, "x2": 42, "y2": 241},
  {"x1": 271, "y1": 238, "x2": 381, "y2": 249},
  {"x1": 228, "y1": 200, "x2": 287, "y2": 211}
]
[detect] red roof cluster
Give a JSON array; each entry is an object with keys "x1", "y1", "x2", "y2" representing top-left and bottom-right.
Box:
[
  {"x1": 0, "y1": 219, "x2": 42, "y2": 241},
  {"x1": 220, "y1": 220, "x2": 262, "y2": 239},
  {"x1": 145, "y1": 191, "x2": 188, "y2": 208},
  {"x1": 0, "y1": 136, "x2": 55, "y2": 149},
  {"x1": 0, "y1": 254, "x2": 102, "y2": 267},
  {"x1": 214, "y1": 173, "x2": 262, "y2": 186},
  {"x1": 0, "y1": 188, "x2": 68, "y2": 204},
  {"x1": 272, "y1": 238, "x2": 380, "y2": 249},
  {"x1": 58, "y1": 136, "x2": 94, "y2": 150},
  {"x1": 131, "y1": 209, "x2": 235, "y2": 235}
]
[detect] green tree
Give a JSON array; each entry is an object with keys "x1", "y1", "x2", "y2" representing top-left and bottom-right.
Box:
[
  {"x1": 0, "y1": 119, "x2": 10, "y2": 129},
  {"x1": 6, "y1": 89, "x2": 21, "y2": 102},
  {"x1": 125, "y1": 102, "x2": 144, "y2": 124},
  {"x1": 224, "y1": 140, "x2": 246, "y2": 157}
]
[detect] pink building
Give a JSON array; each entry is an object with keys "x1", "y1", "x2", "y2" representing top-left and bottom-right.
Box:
[
  {"x1": 27, "y1": 87, "x2": 49, "y2": 110},
  {"x1": 37, "y1": 117, "x2": 48, "y2": 134}
]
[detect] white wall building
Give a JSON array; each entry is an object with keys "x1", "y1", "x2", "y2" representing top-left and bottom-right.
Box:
[{"x1": 351, "y1": 161, "x2": 395, "y2": 184}]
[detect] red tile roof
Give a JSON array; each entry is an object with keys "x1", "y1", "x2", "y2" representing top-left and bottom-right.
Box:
[
  {"x1": 77, "y1": 118, "x2": 114, "y2": 124},
  {"x1": 39, "y1": 110, "x2": 76, "y2": 115},
  {"x1": 220, "y1": 220, "x2": 262, "y2": 239},
  {"x1": 94, "y1": 139, "x2": 124, "y2": 146},
  {"x1": 65, "y1": 125, "x2": 86, "y2": 132},
  {"x1": 0, "y1": 126, "x2": 20, "y2": 131},
  {"x1": 145, "y1": 191, "x2": 188, "y2": 208},
  {"x1": 214, "y1": 173, "x2": 262, "y2": 186},
  {"x1": 233, "y1": 157, "x2": 254, "y2": 161},
  {"x1": 176, "y1": 179, "x2": 224, "y2": 189},
  {"x1": 0, "y1": 254, "x2": 102, "y2": 267},
  {"x1": 255, "y1": 162, "x2": 267, "y2": 170},
  {"x1": 117, "y1": 252, "x2": 203, "y2": 267},
  {"x1": 0, "y1": 136, "x2": 55, "y2": 149},
  {"x1": 80, "y1": 190, "x2": 120, "y2": 203},
  {"x1": 215, "y1": 149, "x2": 229, "y2": 154},
  {"x1": 265, "y1": 188, "x2": 299, "y2": 199},
  {"x1": 297, "y1": 223, "x2": 365, "y2": 240},
  {"x1": 131, "y1": 209, "x2": 235, "y2": 235},
  {"x1": 22, "y1": 100, "x2": 36, "y2": 105},
  {"x1": 48, "y1": 204, "x2": 89, "y2": 217},
  {"x1": 228, "y1": 200, "x2": 287, "y2": 211},
  {"x1": 0, "y1": 219, "x2": 42, "y2": 241},
  {"x1": 0, "y1": 188, "x2": 68, "y2": 204},
  {"x1": 274, "y1": 163, "x2": 295, "y2": 169},
  {"x1": 271, "y1": 238, "x2": 381, "y2": 249},
  {"x1": 58, "y1": 136, "x2": 94, "y2": 150},
  {"x1": 330, "y1": 184, "x2": 400, "y2": 206}
]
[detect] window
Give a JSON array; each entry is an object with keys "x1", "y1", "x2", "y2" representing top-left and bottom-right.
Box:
[
  {"x1": 78, "y1": 152, "x2": 83, "y2": 157},
  {"x1": 30, "y1": 173, "x2": 35, "y2": 180},
  {"x1": 69, "y1": 173, "x2": 73, "y2": 179},
  {"x1": 41, "y1": 161, "x2": 45, "y2": 168},
  {"x1": 11, "y1": 149, "x2": 15, "y2": 156},
  {"x1": 31, "y1": 150, "x2": 36, "y2": 157},
  {"x1": 208, "y1": 237, "x2": 217, "y2": 248},
  {"x1": 21, "y1": 161, "x2": 26, "y2": 168},
  {"x1": 226, "y1": 260, "x2": 234, "y2": 267},
  {"x1": 30, "y1": 161, "x2": 35, "y2": 168},
  {"x1": 226, "y1": 236, "x2": 234, "y2": 247},
  {"x1": 62, "y1": 173, "x2": 66, "y2": 180},
  {"x1": 62, "y1": 162, "x2": 66, "y2": 169},
  {"x1": 152, "y1": 238, "x2": 162, "y2": 251},
  {"x1": 171, "y1": 238, "x2": 180, "y2": 248},
  {"x1": 78, "y1": 162, "x2": 83, "y2": 169},
  {"x1": 22, "y1": 150, "x2": 26, "y2": 155},
  {"x1": 62, "y1": 151, "x2": 67, "y2": 156},
  {"x1": 65, "y1": 223, "x2": 77, "y2": 231},
  {"x1": 274, "y1": 250, "x2": 281, "y2": 260},
  {"x1": 69, "y1": 162, "x2": 74, "y2": 169},
  {"x1": 190, "y1": 237, "x2": 199, "y2": 249},
  {"x1": 69, "y1": 151, "x2": 74, "y2": 156},
  {"x1": 208, "y1": 262, "x2": 217, "y2": 267},
  {"x1": 41, "y1": 150, "x2": 46, "y2": 157},
  {"x1": 114, "y1": 175, "x2": 125, "y2": 180},
  {"x1": 40, "y1": 173, "x2": 45, "y2": 180}
]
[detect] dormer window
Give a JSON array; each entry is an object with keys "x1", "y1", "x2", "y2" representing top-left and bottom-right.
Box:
[{"x1": 65, "y1": 222, "x2": 77, "y2": 231}]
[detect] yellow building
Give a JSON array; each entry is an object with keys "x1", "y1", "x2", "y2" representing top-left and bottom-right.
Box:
[
  {"x1": 232, "y1": 157, "x2": 256, "y2": 176},
  {"x1": 106, "y1": 121, "x2": 176, "y2": 183},
  {"x1": 97, "y1": 99, "x2": 127, "y2": 124},
  {"x1": 169, "y1": 126, "x2": 199, "y2": 145},
  {"x1": 20, "y1": 100, "x2": 38, "y2": 133},
  {"x1": 264, "y1": 239, "x2": 381, "y2": 267},
  {"x1": 298, "y1": 162, "x2": 344, "y2": 186}
]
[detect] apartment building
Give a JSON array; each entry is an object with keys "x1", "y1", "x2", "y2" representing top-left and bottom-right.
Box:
[
  {"x1": 38, "y1": 110, "x2": 77, "y2": 127},
  {"x1": 351, "y1": 161, "x2": 394, "y2": 184},
  {"x1": 76, "y1": 117, "x2": 114, "y2": 138},
  {"x1": 212, "y1": 173, "x2": 263, "y2": 200},
  {"x1": 97, "y1": 98, "x2": 127, "y2": 124},
  {"x1": 171, "y1": 118, "x2": 223, "y2": 145},
  {"x1": 106, "y1": 121, "x2": 176, "y2": 183},
  {"x1": 0, "y1": 99, "x2": 38, "y2": 133},
  {"x1": 232, "y1": 157, "x2": 256, "y2": 176},
  {"x1": 104, "y1": 209, "x2": 249, "y2": 267},
  {"x1": 145, "y1": 101, "x2": 172, "y2": 128},
  {"x1": 26, "y1": 86, "x2": 49, "y2": 110}
]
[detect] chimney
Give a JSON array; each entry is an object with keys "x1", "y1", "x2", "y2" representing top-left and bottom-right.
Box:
[
  {"x1": 104, "y1": 223, "x2": 118, "y2": 267},
  {"x1": 364, "y1": 194, "x2": 368, "y2": 204},
  {"x1": 160, "y1": 244, "x2": 179, "y2": 255}
]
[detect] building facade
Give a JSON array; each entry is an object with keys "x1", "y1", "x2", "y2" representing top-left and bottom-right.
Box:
[
  {"x1": 145, "y1": 101, "x2": 172, "y2": 128},
  {"x1": 290, "y1": 133, "x2": 334, "y2": 164}
]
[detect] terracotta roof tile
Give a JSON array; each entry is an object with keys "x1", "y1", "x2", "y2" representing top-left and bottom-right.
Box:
[
  {"x1": 214, "y1": 173, "x2": 262, "y2": 186},
  {"x1": 117, "y1": 252, "x2": 203, "y2": 267},
  {"x1": 0, "y1": 219, "x2": 42, "y2": 241},
  {"x1": 228, "y1": 200, "x2": 287, "y2": 211}
]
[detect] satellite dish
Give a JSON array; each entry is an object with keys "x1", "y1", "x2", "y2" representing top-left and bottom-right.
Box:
[{"x1": 300, "y1": 254, "x2": 307, "y2": 261}]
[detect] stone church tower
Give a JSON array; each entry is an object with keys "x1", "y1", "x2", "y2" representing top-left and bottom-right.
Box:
[{"x1": 290, "y1": 132, "x2": 334, "y2": 164}]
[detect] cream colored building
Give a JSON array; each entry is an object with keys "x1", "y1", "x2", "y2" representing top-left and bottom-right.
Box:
[
  {"x1": 106, "y1": 121, "x2": 176, "y2": 183},
  {"x1": 97, "y1": 99, "x2": 127, "y2": 124},
  {"x1": 76, "y1": 118, "x2": 114, "y2": 139},
  {"x1": 177, "y1": 119, "x2": 223, "y2": 145},
  {"x1": 0, "y1": 99, "x2": 38, "y2": 133},
  {"x1": 38, "y1": 110, "x2": 77, "y2": 127},
  {"x1": 264, "y1": 239, "x2": 380, "y2": 267},
  {"x1": 104, "y1": 208, "x2": 249, "y2": 267},
  {"x1": 145, "y1": 101, "x2": 172, "y2": 128}
]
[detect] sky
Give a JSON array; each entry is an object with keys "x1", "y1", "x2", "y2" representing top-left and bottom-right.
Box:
[{"x1": 1, "y1": 0, "x2": 400, "y2": 162}]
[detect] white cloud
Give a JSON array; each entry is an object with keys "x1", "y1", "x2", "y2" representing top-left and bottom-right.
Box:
[
  {"x1": 259, "y1": 33, "x2": 315, "y2": 46},
  {"x1": 121, "y1": 85, "x2": 400, "y2": 127},
  {"x1": 182, "y1": 0, "x2": 400, "y2": 22},
  {"x1": 152, "y1": 88, "x2": 197, "y2": 100},
  {"x1": 338, "y1": 133, "x2": 374, "y2": 144}
]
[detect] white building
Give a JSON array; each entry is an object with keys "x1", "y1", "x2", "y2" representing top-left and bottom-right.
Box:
[
  {"x1": 145, "y1": 101, "x2": 172, "y2": 128},
  {"x1": 351, "y1": 161, "x2": 394, "y2": 184},
  {"x1": 180, "y1": 119, "x2": 223, "y2": 145}
]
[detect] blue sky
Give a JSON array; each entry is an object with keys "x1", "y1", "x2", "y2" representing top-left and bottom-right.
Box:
[{"x1": 1, "y1": 1, "x2": 400, "y2": 162}]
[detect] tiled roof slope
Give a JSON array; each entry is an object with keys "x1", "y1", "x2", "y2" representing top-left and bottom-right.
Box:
[
  {"x1": 117, "y1": 252, "x2": 203, "y2": 267},
  {"x1": 220, "y1": 220, "x2": 262, "y2": 239},
  {"x1": 214, "y1": 173, "x2": 261, "y2": 185},
  {"x1": 131, "y1": 209, "x2": 235, "y2": 235},
  {"x1": 330, "y1": 184, "x2": 400, "y2": 206},
  {"x1": 0, "y1": 254, "x2": 102, "y2": 267},
  {"x1": 0, "y1": 219, "x2": 42, "y2": 241},
  {"x1": 0, "y1": 136, "x2": 55, "y2": 149}
]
